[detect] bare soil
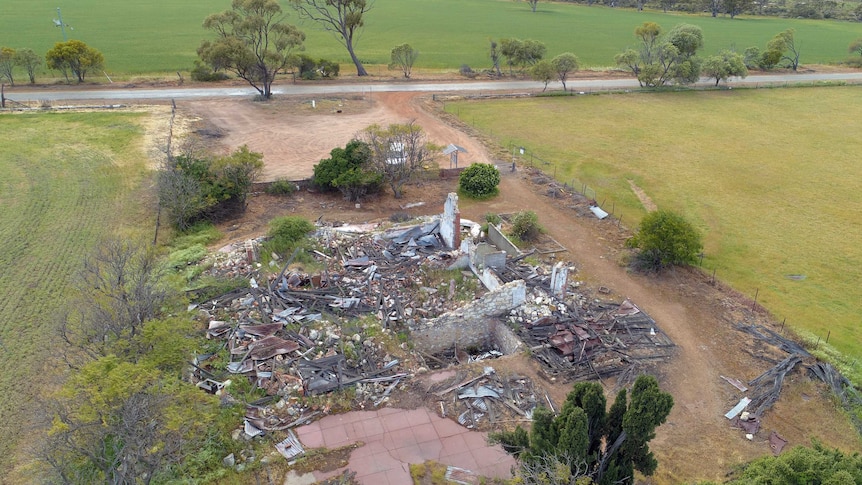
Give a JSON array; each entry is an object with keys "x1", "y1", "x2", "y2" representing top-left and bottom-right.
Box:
[
  {"x1": 187, "y1": 92, "x2": 491, "y2": 181},
  {"x1": 196, "y1": 92, "x2": 860, "y2": 484}
]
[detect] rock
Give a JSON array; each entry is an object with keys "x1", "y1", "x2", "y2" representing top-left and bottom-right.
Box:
[
  {"x1": 231, "y1": 429, "x2": 243, "y2": 441},
  {"x1": 309, "y1": 329, "x2": 320, "y2": 340},
  {"x1": 223, "y1": 453, "x2": 236, "y2": 467}
]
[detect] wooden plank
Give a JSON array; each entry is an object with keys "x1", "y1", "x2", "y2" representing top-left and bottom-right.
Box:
[{"x1": 720, "y1": 375, "x2": 749, "y2": 392}]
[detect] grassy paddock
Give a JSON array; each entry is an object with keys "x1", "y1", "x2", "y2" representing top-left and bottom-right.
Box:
[
  {"x1": 0, "y1": 111, "x2": 149, "y2": 477},
  {"x1": 446, "y1": 86, "x2": 862, "y2": 380},
  {"x1": 2, "y1": 0, "x2": 862, "y2": 77}
]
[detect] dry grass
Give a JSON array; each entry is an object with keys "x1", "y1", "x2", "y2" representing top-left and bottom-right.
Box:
[
  {"x1": 0, "y1": 110, "x2": 150, "y2": 480},
  {"x1": 447, "y1": 85, "x2": 862, "y2": 383}
]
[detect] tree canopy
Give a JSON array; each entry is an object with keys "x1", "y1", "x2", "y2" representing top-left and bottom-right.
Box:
[
  {"x1": 626, "y1": 209, "x2": 703, "y2": 272},
  {"x1": 0, "y1": 47, "x2": 16, "y2": 85},
  {"x1": 45, "y1": 40, "x2": 104, "y2": 83},
  {"x1": 702, "y1": 49, "x2": 748, "y2": 86},
  {"x1": 495, "y1": 375, "x2": 673, "y2": 484},
  {"x1": 726, "y1": 439, "x2": 862, "y2": 484},
  {"x1": 459, "y1": 163, "x2": 501, "y2": 199},
  {"x1": 389, "y1": 43, "x2": 418, "y2": 79},
  {"x1": 551, "y1": 52, "x2": 580, "y2": 91},
  {"x1": 615, "y1": 22, "x2": 703, "y2": 87},
  {"x1": 290, "y1": 0, "x2": 372, "y2": 76},
  {"x1": 530, "y1": 59, "x2": 556, "y2": 91},
  {"x1": 312, "y1": 140, "x2": 383, "y2": 202},
  {"x1": 45, "y1": 238, "x2": 216, "y2": 484},
  {"x1": 158, "y1": 145, "x2": 264, "y2": 230},
  {"x1": 766, "y1": 29, "x2": 801, "y2": 71},
  {"x1": 360, "y1": 121, "x2": 437, "y2": 199},
  {"x1": 15, "y1": 48, "x2": 41, "y2": 84},
  {"x1": 199, "y1": 0, "x2": 305, "y2": 99},
  {"x1": 500, "y1": 38, "x2": 546, "y2": 75}
]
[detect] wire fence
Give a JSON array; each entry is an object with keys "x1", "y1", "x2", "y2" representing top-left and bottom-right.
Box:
[
  {"x1": 504, "y1": 143, "x2": 629, "y2": 229},
  {"x1": 501, "y1": 140, "x2": 853, "y2": 370}
]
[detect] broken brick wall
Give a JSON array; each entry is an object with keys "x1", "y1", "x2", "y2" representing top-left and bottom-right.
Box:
[{"x1": 412, "y1": 280, "x2": 527, "y2": 354}]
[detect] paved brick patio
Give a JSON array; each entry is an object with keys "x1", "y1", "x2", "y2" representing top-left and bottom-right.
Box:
[{"x1": 294, "y1": 407, "x2": 516, "y2": 484}]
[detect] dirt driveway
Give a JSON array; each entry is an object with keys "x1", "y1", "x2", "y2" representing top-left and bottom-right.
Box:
[
  {"x1": 189, "y1": 92, "x2": 490, "y2": 181},
  {"x1": 194, "y1": 92, "x2": 860, "y2": 484}
]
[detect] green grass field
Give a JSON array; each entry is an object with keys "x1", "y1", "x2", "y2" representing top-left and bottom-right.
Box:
[
  {"x1": 446, "y1": 85, "x2": 862, "y2": 381},
  {"x1": 0, "y1": 111, "x2": 148, "y2": 477},
  {"x1": 3, "y1": 0, "x2": 862, "y2": 76}
]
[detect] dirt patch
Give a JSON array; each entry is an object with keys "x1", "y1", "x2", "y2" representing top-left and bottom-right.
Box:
[
  {"x1": 186, "y1": 92, "x2": 492, "y2": 182},
  {"x1": 628, "y1": 179, "x2": 657, "y2": 212},
  {"x1": 202, "y1": 93, "x2": 860, "y2": 484}
]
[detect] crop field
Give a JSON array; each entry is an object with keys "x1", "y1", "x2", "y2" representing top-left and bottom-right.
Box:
[
  {"x1": 446, "y1": 85, "x2": 862, "y2": 381},
  {"x1": 3, "y1": 0, "x2": 862, "y2": 76},
  {"x1": 0, "y1": 111, "x2": 148, "y2": 476}
]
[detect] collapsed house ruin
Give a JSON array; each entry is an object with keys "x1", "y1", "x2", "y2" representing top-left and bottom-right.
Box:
[{"x1": 190, "y1": 193, "x2": 677, "y2": 453}]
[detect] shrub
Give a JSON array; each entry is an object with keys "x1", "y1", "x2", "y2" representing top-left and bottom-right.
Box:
[
  {"x1": 266, "y1": 178, "x2": 297, "y2": 196},
  {"x1": 458, "y1": 163, "x2": 500, "y2": 199},
  {"x1": 312, "y1": 140, "x2": 382, "y2": 201},
  {"x1": 266, "y1": 216, "x2": 315, "y2": 255},
  {"x1": 509, "y1": 211, "x2": 543, "y2": 241},
  {"x1": 297, "y1": 54, "x2": 319, "y2": 80},
  {"x1": 626, "y1": 209, "x2": 702, "y2": 272},
  {"x1": 318, "y1": 58, "x2": 339, "y2": 78},
  {"x1": 166, "y1": 244, "x2": 208, "y2": 270},
  {"x1": 171, "y1": 222, "x2": 222, "y2": 250},
  {"x1": 485, "y1": 213, "x2": 502, "y2": 225},
  {"x1": 190, "y1": 60, "x2": 229, "y2": 82},
  {"x1": 390, "y1": 211, "x2": 411, "y2": 223},
  {"x1": 489, "y1": 426, "x2": 530, "y2": 457},
  {"x1": 743, "y1": 47, "x2": 764, "y2": 69},
  {"x1": 459, "y1": 64, "x2": 477, "y2": 78}
]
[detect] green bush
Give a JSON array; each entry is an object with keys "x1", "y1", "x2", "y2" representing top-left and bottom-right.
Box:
[
  {"x1": 727, "y1": 439, "x2": 862, "y2": 484},
  {"x1": 509, "y1": 211, "x2": 543, "y2": 242},
  {"x1": 312, "y1": 140, "x2": 382, "y2": 202},
  {"x1": 266, "y1": 178, "x2": 297, "y2": 196},
  {"x1": 318, "y1": 58, "x2": 340, "y2": 78},
  {"x1": 626, "y1": 209, "x2": 702, "y2": 272},
  {"x1": 485, "y1": 213, "x2": 502, "y2": 225},
  {"x1": 458, "y1": 163, "x2": 500, "y2": 199},
  {"x1": 170, "y1": 222, "x2": 222, "y2": 250},
  {"x1": 166, "y1": 244, "x2": 207, "y2": 270},
  {"x1": 266, "y1": 216, "x2": 315, "y2": 256},
  {"x1": 297, "y1": 54, "x2": 319, "y2": 80},
  {"x1": 190, "y1": 60, "x2": 229, "y2": 82}
]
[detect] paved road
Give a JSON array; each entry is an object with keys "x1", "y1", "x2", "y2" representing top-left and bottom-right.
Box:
[{"x1": 5, "y1": 71, "x2": 862, "y2": 102}]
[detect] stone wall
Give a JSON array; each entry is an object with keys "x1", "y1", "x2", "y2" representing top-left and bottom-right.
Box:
[
  {"x1": 493, "y1": 321, "x2": 524, "y2": 355},
  {"x1": 411, "y1": 280, "x2": 526, "y2": 354}
]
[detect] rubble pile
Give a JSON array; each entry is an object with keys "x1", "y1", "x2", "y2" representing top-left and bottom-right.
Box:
[
  {"x1": 190, "y1": 218, "x2": 489, "y2": 435},
  {"x1": 428, "y1": 367, "x2": 550, "y2": 430},
  {"x1": 207, "y1": 238, "x2": 265, "y2": 279},
  {"x1": 506, "y1": 288, "x2": 675, "y2": 382}
]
